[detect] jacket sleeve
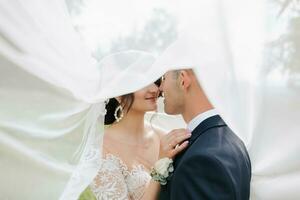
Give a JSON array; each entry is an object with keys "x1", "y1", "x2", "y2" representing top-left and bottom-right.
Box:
[{"x1": 170, "y1": 154, "x2": 235, "y2": 200}]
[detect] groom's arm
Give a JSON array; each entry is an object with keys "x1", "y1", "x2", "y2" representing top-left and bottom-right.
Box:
[{"x1": 170, "y1": 154, "x2": 235, "y2": 200}]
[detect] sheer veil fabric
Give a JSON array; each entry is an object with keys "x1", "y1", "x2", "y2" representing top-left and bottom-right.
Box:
[
  {"x1": 151, "y1": 1, "x2": 300, "y2": 199},
  {"x1": 0, "y1": 0, "x2": 299, "y2": 200},
  {"x1": 0, "y1": 1, "x2": 161, "y2": 199},
  {"x1": 0, "y1": 0, "x2": 105, "y2": 199}
]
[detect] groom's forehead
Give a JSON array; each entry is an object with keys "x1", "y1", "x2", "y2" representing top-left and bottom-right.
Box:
[
  {"x1": 165, "y1": 70, "x2": 180, "y2": 77},
  {"x1": 164, "y1": 71, "x2": 174, "y2": 79},
  {"x1": 165, "y1": 71, "x2": 172, "y2": 75},
  {"x1": 165, "y1": 70, "x2": 176, "y2": 76}
]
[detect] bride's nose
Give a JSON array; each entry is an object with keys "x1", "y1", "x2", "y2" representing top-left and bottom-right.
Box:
[{"x1": 149, "y1": 83, "x2": 159, "y2": 93}]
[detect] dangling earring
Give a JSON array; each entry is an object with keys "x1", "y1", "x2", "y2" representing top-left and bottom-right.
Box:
[{"x1": 114, "y1": 104, "x2": 124, "y2": 122}]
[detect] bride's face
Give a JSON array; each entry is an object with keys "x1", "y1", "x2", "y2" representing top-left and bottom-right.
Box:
[{"x1": 130, "y1": 83, "x2": 159, "y2": 112}]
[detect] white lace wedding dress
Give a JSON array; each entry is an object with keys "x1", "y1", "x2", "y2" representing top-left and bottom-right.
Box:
[{"x1": 90, "y1": 154, "x2": 151, "y2": 200}]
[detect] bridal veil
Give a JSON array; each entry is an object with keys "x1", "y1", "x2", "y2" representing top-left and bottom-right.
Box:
[{"x1": 0, "y1": 0, "x2": 299, "y2": 199}]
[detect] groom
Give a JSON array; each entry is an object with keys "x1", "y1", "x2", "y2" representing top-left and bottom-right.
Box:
[{"x1": 158, "y1": 69, "x2": 251, "y2": 200}]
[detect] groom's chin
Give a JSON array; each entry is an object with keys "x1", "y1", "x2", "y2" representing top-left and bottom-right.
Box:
[{"x1": 164, "y1": 106, "x2": 182, "y2": 115}]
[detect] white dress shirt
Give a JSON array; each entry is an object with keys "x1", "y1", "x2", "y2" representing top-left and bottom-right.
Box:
[{"x1": 187, "y1": 109, "x2": 219, "y2": 132}]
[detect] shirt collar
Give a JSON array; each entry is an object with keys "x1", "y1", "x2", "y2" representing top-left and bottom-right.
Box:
[{"x1": 187, "y1": 109, "x2": 218, "y2": 132}]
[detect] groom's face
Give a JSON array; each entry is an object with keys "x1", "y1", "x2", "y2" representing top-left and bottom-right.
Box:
[{"x1": 159, "y1": 71, "x2": 184, "y2": 115}]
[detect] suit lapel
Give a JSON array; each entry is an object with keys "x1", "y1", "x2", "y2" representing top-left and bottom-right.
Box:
[
  {"x1": 173, "y1": 115, "x2": 226, "y2": 169},
  {"x1": 189, "y1": 115, "x2": 226, "y2": 146}
]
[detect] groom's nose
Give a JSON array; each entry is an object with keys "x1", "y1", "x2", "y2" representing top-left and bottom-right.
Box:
[
  {"x1": 158, "y1": 85, "x2": 164, "y2": 97},
  {"x1": 158, "y1": 80, "x2": 163, "y2": 90}
]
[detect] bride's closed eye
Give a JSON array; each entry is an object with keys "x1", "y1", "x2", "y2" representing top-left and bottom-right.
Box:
[
  {"x1": 154, "y1": 77, "x2": 164, "y2": 97},
  {"x1": 154, "y1": 77, "x2": 162, "y2": 87}
]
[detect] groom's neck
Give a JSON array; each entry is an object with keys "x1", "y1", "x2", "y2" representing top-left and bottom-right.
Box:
[{"x1": 181, "y1": 94, "x2": 214, "y2": 124}]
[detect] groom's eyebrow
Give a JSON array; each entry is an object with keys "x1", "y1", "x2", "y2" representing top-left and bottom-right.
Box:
[{"x1": 172, "y1": 69, "x2": 194, "y2": 79}]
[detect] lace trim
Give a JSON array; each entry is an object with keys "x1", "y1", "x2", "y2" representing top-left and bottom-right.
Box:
[
  {"x1": 104, "y1": 154, "x2": 148, "y2": 176},
  {"x1": 91, "y1": 153, "x2": 151, "y2": 200}
]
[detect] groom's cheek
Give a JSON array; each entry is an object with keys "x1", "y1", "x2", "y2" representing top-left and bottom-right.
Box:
[{"x1": 159, "y1": 85, "x2": 163, "y2": 94}]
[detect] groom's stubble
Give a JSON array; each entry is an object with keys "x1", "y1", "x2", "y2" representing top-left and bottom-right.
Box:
[
  {"x1": 160, "y1": 69, "x2": 213, "y2": 124},
  {"x1": 160, "y1": 70, "x2": 185, "y2": 115}
]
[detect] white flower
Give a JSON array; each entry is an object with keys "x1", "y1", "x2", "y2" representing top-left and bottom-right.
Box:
[
  {"x1": 150, "y1": 158, "x2": 174, "y2": 185},
  {"x1": 154, "y1": 158, "x2": 173, "y2": 177}
]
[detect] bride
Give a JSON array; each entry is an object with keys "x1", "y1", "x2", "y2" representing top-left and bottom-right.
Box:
[{"x1": 89, "y1": 52, "x2": 190, "y2": 200}]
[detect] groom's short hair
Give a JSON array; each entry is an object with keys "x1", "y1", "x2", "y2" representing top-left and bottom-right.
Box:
[
  {"x1": 172, "y1": 69, "x2": 195, "y2": 79},
  {"x1": 172, "y1": 69, "x2": 202, "y2": 90}
]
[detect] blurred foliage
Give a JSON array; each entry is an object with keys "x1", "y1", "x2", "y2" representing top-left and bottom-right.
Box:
[
  {"x1": 65, "y1": 0, "x2": 84, "y2": 16},
  {"x1": 93, "y1": 8, "x2": 177, "y2": 61},
  {"x1": 65, "y1": 0, "x2": 178, "y2": 61},
  {"x1": 265, "y1": 0, "x2": 300, "y2": 79}
]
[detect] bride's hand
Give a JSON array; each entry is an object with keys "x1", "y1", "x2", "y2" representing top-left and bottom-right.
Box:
[{"x1": 159, "y1": 129, "x2": 191, "y2": 159}]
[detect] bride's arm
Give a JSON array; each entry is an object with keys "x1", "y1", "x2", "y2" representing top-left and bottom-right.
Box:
[
  {"x1": 142, "y1": 128, "x2": 191, "y2": 200},
  {"x1": 142, "y1": 180, "x2": 161, "y2": 200}
]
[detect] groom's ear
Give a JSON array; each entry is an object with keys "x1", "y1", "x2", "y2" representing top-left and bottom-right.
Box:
[{"x1": 179, "y1": 70, "x2": 192, "y2": 91}]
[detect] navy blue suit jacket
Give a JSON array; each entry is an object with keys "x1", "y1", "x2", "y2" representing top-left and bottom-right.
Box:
[{"x1": 159, "y1": 115, "x2": 251, "y2": 200}]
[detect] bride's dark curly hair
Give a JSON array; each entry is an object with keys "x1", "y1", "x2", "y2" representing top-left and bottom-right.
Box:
[{"x1": 104, "y1": 94, "x2": 134, "y2": 125}]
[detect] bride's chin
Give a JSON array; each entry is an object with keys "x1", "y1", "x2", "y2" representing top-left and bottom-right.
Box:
[{"x1": 147, "y1": 105, "x2": 157, "y2": 112}]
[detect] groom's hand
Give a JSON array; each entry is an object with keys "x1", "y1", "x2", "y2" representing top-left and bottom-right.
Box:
[{"x1": 159, "y1": 129, "x2": 191, "y2": 159}]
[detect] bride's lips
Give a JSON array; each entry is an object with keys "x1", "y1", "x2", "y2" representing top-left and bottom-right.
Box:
[{"x1": 145, "y1": 97, "x2": 157, "y2": 102}]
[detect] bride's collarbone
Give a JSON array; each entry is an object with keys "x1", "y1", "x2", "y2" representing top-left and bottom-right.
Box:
[
  {"x1": 103, "y1": 152, "x2": 152, "y2": 172},
  {"x1": 104, "y1": 127, "x2": 158, "y2": 148}
]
